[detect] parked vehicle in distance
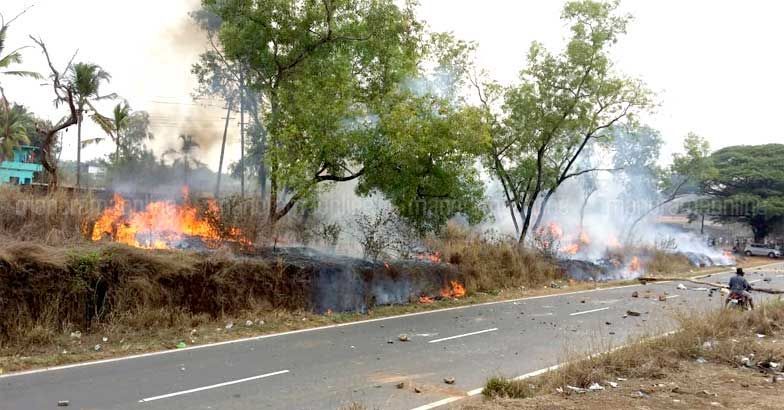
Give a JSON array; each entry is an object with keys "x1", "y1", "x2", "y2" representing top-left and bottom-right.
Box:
[{"x1": 744, "y1": 243, "x2": 782, "y2": 258}]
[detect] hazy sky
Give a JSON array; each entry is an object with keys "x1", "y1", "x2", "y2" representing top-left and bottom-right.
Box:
[{"x1": 3, "y1": 0, "x2": 783, "y2": 170}]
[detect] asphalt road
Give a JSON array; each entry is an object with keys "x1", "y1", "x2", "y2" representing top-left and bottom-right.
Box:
[{"x1": 2, "y1": 263, "x2": 783, "y2": 410}]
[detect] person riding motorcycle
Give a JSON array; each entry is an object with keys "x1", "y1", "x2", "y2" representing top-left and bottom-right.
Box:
[{"x1": 726, "y1": 267, "x2": 754, "y2": 309}]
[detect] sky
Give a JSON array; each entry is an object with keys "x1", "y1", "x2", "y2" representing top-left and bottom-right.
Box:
[{"x1": 3, "y1": 0, "x2": 783, "y2": 171}]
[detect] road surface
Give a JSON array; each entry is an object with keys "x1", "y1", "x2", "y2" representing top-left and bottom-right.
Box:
[{"x1": 2, "y1": 263, "x2": 782, "y2": 410}]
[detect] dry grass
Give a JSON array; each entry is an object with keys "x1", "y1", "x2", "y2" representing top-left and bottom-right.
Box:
[
  {"x1": 476, "y1": 300, "x2": 784, "y2": 405},
  {"x1": 428, "y1": 223, "x2": 562, "y2": 292},
  {"x1": 0, "y1": 186, "x2": 100, "y2": 244}
]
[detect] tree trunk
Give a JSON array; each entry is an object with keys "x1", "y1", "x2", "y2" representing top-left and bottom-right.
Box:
[
  {"x1": 239, "y1": 71, "x2": 246, "y2": 197},
  {"x1": 579, "y1": 188, "x2": 597, "y2": 233},
  {"x1": 215, "y1": 99, "x2": 233, "y2": 197},
  {"x1": 76, "y1": 114, "x2": 82, "y2": 187}
]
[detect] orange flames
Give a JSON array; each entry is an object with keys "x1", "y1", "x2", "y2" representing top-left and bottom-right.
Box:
[
  {"x1": 417, "y1": 251, "x2": 442, "y2": 264},
  {"x1": 628, "y1": 256, "x2": 642, "y2": 272},
  {"x1": 91, "y1": 191, "x2": 248, "y2": 249},
  {"x1": 419, "y1": 295, "x2": 435, "y2": 304},
  {"x1": 441, "y1": 280, "x2": 466, "y2": 298}
]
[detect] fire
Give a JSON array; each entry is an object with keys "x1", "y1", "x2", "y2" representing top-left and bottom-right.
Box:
[
  {"x1": 628, "y1": 256, "x2": 642, "y2": 272},
  {"x1": 579, "y1": 231, "x2": 590, "y2": 245},
  {"x1": 440, "y1": 280, "x2": 466, "y2": 298},
  {"x1": 91, "y1": 191, "x2": 248, "y2": 249},
  {"x1": 607, "y1": 234, "x2": 621, "y2": 249},
  {"x1": 547, "y1": 222, "x2": 563, "y2": 239},
  {"x1": 563, "y1": 243, "x2": 580, "y2": 255},
  {"x1": 419, "y1": 295, "x2": 435, "y2": 304}
]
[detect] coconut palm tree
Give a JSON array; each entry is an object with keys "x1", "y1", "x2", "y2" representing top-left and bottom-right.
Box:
[
  {"x1": 93, "y1": 101, "x2": 130, "y2": 164},
  {"x1": 69, "y1": 62, "x2": 114, "y2": 187},
  {"x1": 0, "y1": 104, "x2": 33, "y2": 161},
  {"x1": 163, "y1": 134, "x2": 201, "y2": 187},
  {"x1": 0, "y1": 11, "x2": 43, "y2": 105}
]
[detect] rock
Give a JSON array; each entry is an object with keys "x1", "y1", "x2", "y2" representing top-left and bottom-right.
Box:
[
  {"x1": 444, "y1": 377, "x2": 455, "y2": 385},
  {"x1": 631, "y1": 291, "x2": 639, "y2": 298},
  {"x1": 398, "y1": 334, "x2": 410, "y2": 342},
  {"x1": 626, "y1": 310, "x2": 641, "y2": 317},
  {"x1": 57, "y1": 400, "x2": 69, "y2": 407},
  {"x1": 414, "y1": 387, "x2": 422, "y2": 393},
  {"x1": 588, "y1": 382, "x2": 604, "y2": 391},
  {"x1": 396, "y1": 382, "x2": 405, "y2": 389},
  {"x1": 245, "y1": 320, "x2": 253, "y2": 327}
]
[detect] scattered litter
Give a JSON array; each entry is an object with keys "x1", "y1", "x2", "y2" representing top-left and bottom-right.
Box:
[
  {"x1": 245, "y1": 320, "x2": 253, "y2": 327},
  {"x1": 567, "y1": 385, "x2": 587, "y2": 394},
  {"x1": 69, "y1": 331, "x2": 81, "y2": 339},
  {"x1": 256, "y1": 319, "x2": 265, "y2": 326},
  {"x1": 444, "y1": 377, "x2": 455, "y2": 385},
  {"x1": 617, "y1": 377, "x2": 628, "y2": 381},
  {"x1": 225, "y1": 322, "x2": 234, "y2": 330},
  {"x1": 710, "y1": 402, "x2": 722, "y2": 407},
  {"x1": 414, "y1": 387, "x2": 422, "y2": 393},
  {"x1": 633, "y1": 390, "x2": 649, "y2": 398},
  {"x1": 398, "y1": 334, "x2": 410, "y2": 342},
  {"x1": 720, "y1": 288, "x2": 730, "y2": 295},
  {"x1": 102, "y1": 336, "x2": 108, "y2": 342},
  {"x1": 396, "y1": 382, "x2": 405, "y2": 389},
  {"x1": 549, "y1": 282, "x2": 561, "y2": 289},
  {"x1": 57, "y1": 400, "x2": 69, "y2": 407},
  {"x1": 702, "y1": 340, "x2": 717, "y2": 350},
  {"x1": 555, "y1": 387, "x2": 564, "y2": 394},
  {"x1": 692, "y1": 287, "x2": 709, "y2": 291},
  {"x1": 176, "y1": 341, "x2": 187, "y2": 349},
  {"x1": 93, "y1": 344, "x2": 101, "y2": 352},
  {"x1": 760, "y1": 361, "x2": 779, "y2": 369},
  {"x1": 658, "y1": 295, "x2": 667, "y2": 301},
  {"x1": 740, "y1": 357, "x2": 751, "y2": 366},
  {"x1": 387, "y1": 340, "x2": 394, "y2": 344},
  {"x1": 756, "y1": 334, "x2": 766, "y2": 338},
  {"x1": 180, "y1": 366, "x2": 186, "y2": 372},
  {"x1": 588, "y1": 382, "x2": 604, "y2": 391},
  {"x1": 606, "y1": 381, "x2": 618, "y2": 388},
  {"x1": 677, "y1": 284, "x2": 687, "y2": 290},
  {"x1": 696, "y1": 357, "x2": 707, "y2": 364},
  {"x1": 626, "y1": 310, "x2": 641, "y2": 317},
  {"x1": 631, "y1": 291, "x2": 639, "y2": 298}
]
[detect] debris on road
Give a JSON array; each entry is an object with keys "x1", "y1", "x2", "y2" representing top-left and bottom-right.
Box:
[
  {"x1": 677, "y1": 284, "x2": 687, "y2": 290},
  {"x1": 396, "y1": 382, "x2": 405, "y2": 389},
  {"x1": 658, "y1": 295, "x2": 667, "y2": 301},
  {"x1": 631, "y1": 291, "x2": 639, "y2": 298},
  {"x1": 696, "y1": 357, "x2": 707, "y2": 364},
  {"x1": 398, "y1": 334, "x2": 410, "y2": 342},
  {"x1": 176, "y1": 341, "x2": 187, "y2": 349},
  {"x1": 57, "y1": 400, "x2": 69, "y2": 407},
  {"x1": 606, "y1": 381, "x2": 619, "y2": 388},
  {"x1": 444, "y1": 377, "x2": 455, "y2": 384},
  {"x1": 588, "y1": 382, "x2": 604, "y2": 391},
  {"x1": 626, "y1": 310, "x2": 641, "y2": 317},
  {"x1": 414, "y1": 386, "x2": 422, "y2": 393}
]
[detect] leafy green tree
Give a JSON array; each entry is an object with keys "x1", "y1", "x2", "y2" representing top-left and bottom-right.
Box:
[
  {"x1": 691, "y1": 144, "x2": 784, "y2": 242},
  {"x1": 205, "y1": 0, "x2": 486, "y2": 230},
  {"x1": 0, "y1": 103, "x2": 33, "y2": 160},
  {"x1": 69, "y1": 62, "x2": 114, "y2": 187},
  {"x1": 480, "y1": 0, "x2": 652, "y2": 243}
]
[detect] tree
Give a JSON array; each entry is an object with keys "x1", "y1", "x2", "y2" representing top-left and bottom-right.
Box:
[
  {"x1": 164, "y1": 134, "x2": 201, "y2": 187},
  {"x1": 92, "y1": 101, "x2": 130, "y2": 164},
  {"x1": 206, "y1": 0, "x2": 486, "y2": 230},
  {"x1": 480, "y1": 0, "x2": 652, "y2": 243},
  {"x1": 69, "y1": 62, "x2": 114, "y2": 187},
  {"x1": 612, "y1": 125, "x2": 663, "y2": 228},
  {"x1": 0, "y1": 103, "x2": 32, "y2": 160},
  {"x1": 29, "y1": 36, "x2": 79, "y2": 190},
  {"x1": 625, "y1": 133, "x2": 715, "y2": 241},
  {"x1": 690, "y1": 144, "x2": 784, "y2": 242},
  {"x1": 0, "y1": 9, "x2": 43, "y2": 103}
]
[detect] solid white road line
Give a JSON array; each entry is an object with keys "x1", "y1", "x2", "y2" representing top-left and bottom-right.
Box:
[
  {"x1": 427, "y1": 328, "x2": 498, "y2": 344},
  {"x1": 665, "y1": 295, "x2": 681, "y2": 299},
  {"x1": 569, "y1": 307, "x2": 609, "y2": 316},
  {"x1": 138, "y1": 370, "x2": 289, "y2": 403},
  {"x1": 750, "y1": 279, "x2": 763, "y2": 284},
  {"x1": 5, "y1": 264, "x2": 777, "y2": 380},
  {"x1": 410, "y1": 331, "x2": 681, "y2": 410}
]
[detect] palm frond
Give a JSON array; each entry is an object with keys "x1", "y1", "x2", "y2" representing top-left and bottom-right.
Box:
[
  {"x1": 1, "y1": 70, "x2": 43, "y2": 79},
  {"x1": 90, "y1": 112, "x2": 115, "y2": 138},
  {"x1": 80, "y1": 137, "x2": 104, "y2": 148}
]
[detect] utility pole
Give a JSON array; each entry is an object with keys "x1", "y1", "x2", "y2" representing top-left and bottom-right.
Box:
[
  {"x1": 239, "y1": 69, "x2": 246, "y2": 197},
  {"x1": 215, "y1": 97, "x2": 234, "y2": 198}
]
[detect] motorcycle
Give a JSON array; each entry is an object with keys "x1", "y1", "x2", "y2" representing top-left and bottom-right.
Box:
[{"x1": 725, "y1": 292, "x2": 753, "y2": 311}]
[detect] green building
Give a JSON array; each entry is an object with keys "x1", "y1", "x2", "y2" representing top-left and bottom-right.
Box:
[{"x1": 0, "y1": 146, "x2": 43, "y2": 185}]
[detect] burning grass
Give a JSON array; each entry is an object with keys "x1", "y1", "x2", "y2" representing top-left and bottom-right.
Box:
[{"x1": 474, "y1": 301, "x2": 784, "y2": 407}]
